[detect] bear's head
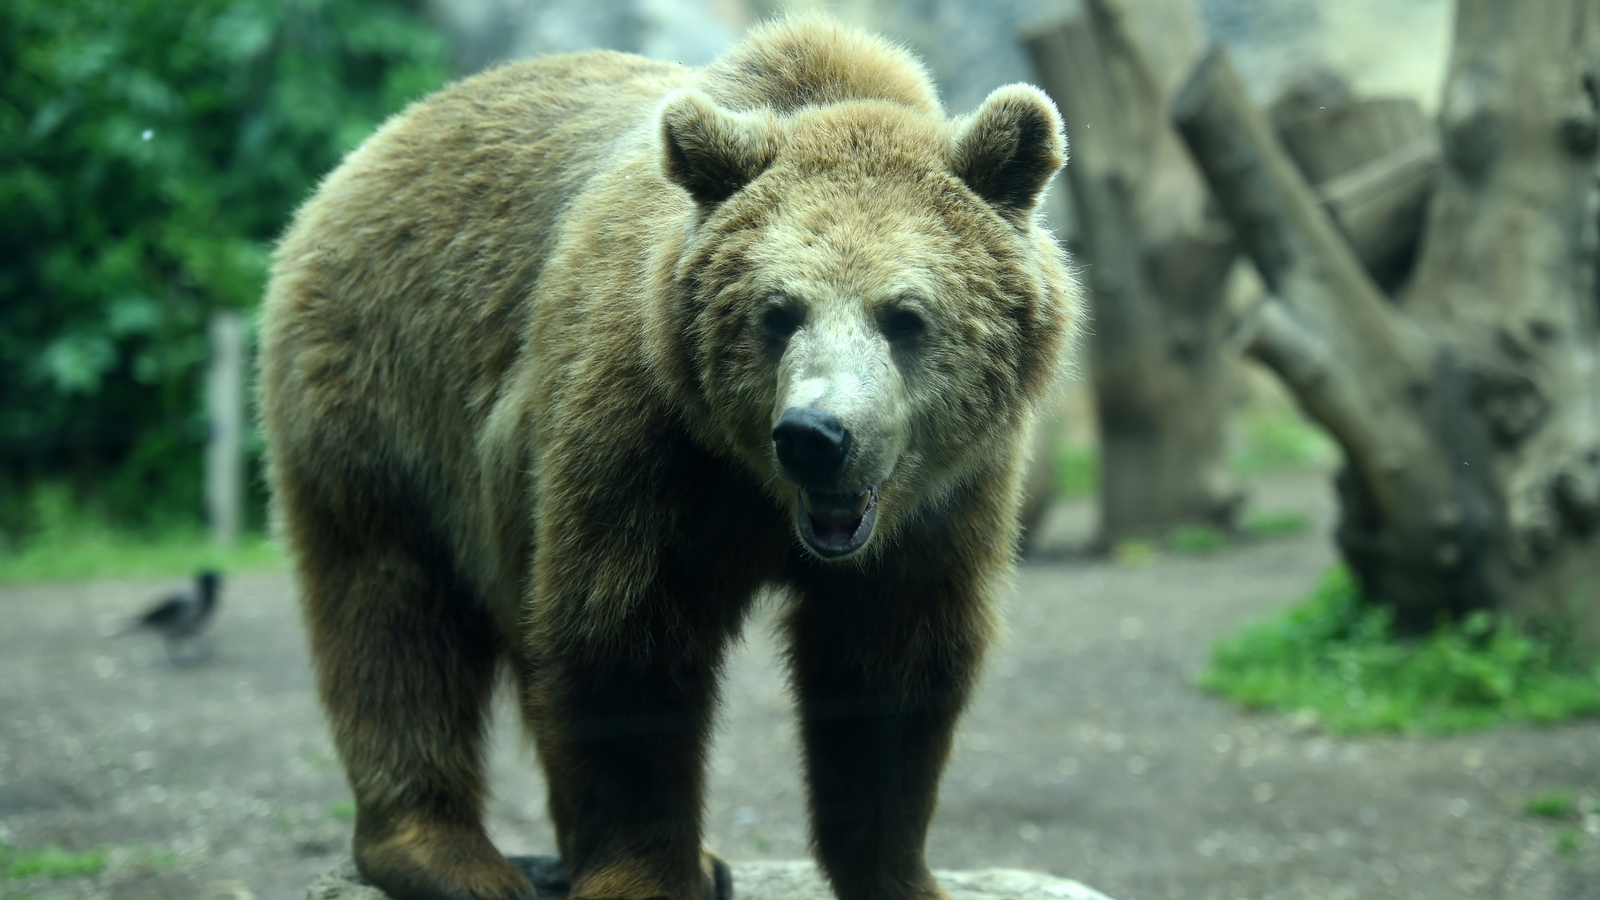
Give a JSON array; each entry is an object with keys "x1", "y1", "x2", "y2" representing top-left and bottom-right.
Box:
[{"x1": 653, "y1": 84, "x2": 1078, "y2": 561}]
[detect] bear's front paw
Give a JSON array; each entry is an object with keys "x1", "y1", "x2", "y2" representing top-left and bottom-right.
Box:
[
  {"x1": 702, "y1": 849, "x2": 733, "y2": 900},
  {"x1": 353, "y1": 813, "x2": 534, "y2": 900},
  {"x1": 567, "y1": 849, "x2": 733, "y2": 900}
]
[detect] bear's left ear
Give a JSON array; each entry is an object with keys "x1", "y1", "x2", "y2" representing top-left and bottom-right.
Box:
[
  {"x1": 947, "y1": 84, "x2": 1066, "y2": 221},
  {"x1": 660, "y1": 89, "x2": 779, "y2": 205}
]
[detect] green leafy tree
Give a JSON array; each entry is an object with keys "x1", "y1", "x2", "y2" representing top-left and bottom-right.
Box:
[{"x1": 0, "y1": 0, "x2": 448, "y2": 535}]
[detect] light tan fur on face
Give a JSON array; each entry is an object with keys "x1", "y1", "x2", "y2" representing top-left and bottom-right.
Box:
[
  {"x1": 259, "y1": 13, "x2": 1078, "y2": 900},
  {"x1": 662, "y1": 92, "x2": 1077, "y2": 554}
]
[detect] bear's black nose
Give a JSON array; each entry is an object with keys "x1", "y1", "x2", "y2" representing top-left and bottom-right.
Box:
[{"x1": 773, "y1": 407, "x2": 852, "y2": 485}]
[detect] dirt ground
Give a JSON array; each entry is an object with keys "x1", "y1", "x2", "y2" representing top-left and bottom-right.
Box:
[{"x1": 3, "y1": 472, "x2": 1599, "y2": 900}]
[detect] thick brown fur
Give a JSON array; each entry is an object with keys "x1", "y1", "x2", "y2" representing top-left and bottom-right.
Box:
[{"x1": 259, "y1": 15, "x2": 1078, "y2": 900}]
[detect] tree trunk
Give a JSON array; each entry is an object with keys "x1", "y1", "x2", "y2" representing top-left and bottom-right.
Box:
[
  {"x1": 1024, "y1": 0, "x2": 1243, "y2": 546},
  {"x1": 1315, "y1": 131, "x2": 1439, "y2": 288},
  {"x1": 1173, "y1": 0, "x2": 1600, "y2": 639},
  {"x1": 1270, "y1": 91, "x2": 1440, "y2": 290}
]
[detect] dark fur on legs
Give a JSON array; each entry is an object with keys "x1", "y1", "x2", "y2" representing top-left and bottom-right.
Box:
[
  {"x1": 519, "y1": 571, "x2": 749, "y2": 900},
  {"x1": 786, "y1": 503, "x2": 998, "y2": 900},
  {"x1": 286, "y1": 492, "x2": 531, "y2": 900}
]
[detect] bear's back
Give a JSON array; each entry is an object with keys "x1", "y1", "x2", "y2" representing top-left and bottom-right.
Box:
[{"x1": 700, "y1": 16, "x2": 941, "y2": 115}]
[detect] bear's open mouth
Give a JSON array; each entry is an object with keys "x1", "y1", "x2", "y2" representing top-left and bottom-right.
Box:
[{"x1": 795, "y1": 486, "x2": 878, "y2": 558}]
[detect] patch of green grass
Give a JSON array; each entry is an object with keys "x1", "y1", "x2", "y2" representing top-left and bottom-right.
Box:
[
  {"x1": 1230, "y1": 411, "x2": 1339, "y2": 477},
  {"x1": 0, "y1": 527, "x2": 282, "y2": 584},
  {"x1": 1526, "y1": 792, "x2": 1577, "y2": 819},
  {"x1": 1557, "y1": 829, "x2": 1583, "y2": 854},
  {"x1": 1054, "y1": 445, "x2": 1100, "y2": 500},
  {"x1": 0, "y1": 485, "x2": 282, "y2": 583},
  {"x1": 1243, "y1": 510, "x2": 1311, "y2": 539},
  {"x1": 0, "y1": 841, "x2": 177, "y2": 894},
  {"x1": 1112, "y1": 539, "x2": 1157, "y2": 567},
  {"x1": 329, "y1": 800, "x2": 357, "y2": 821},
  {"x1": 1045, "y1": 408, "x2": 1336, "y2": 505},
  {"x1": 1, "y1": 844, "x2": 107, "y2": 880},
  {"x1": 141, "y1": 852, "x2": 176, "y2": 871},
  {"x1": 1168, "y1": 525, "x2": 1228, "y2": 556},
  {"x1": 1197, "y1": 566, "x2": 1600, "y2": 734}
]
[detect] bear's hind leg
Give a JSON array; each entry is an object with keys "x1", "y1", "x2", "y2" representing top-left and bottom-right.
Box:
[{"x1": 298, "y1": 536, "x2": 531, "y2": 900}]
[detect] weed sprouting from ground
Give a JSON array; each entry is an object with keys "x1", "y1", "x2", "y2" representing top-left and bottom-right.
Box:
[
  {"x1": 1526, "y1": 792, "x2": 1577, "y2": 819},
  {"x1": 1242, "y1": 510, "x2": 1311, "y2": 538},
  {"x1": 1112, "y1": 539, "x2": 1158, "y2": 567},
  {"x1": 1169, "y1": 525, "x2": 1229, "y2": 555},
  {"x1": 1, "y1": 844, "x2": 107, "y2": 880},
  {"x1": 1, "y1": 843, "x2": 180, "y2": 893},
  {"x1": 1198, "y1": 566, "x2": 1600, "y2": 733}
]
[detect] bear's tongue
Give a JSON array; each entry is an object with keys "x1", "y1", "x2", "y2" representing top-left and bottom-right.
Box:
[{"x1": 796, "y1": 487, "x2": 877, "y2": 558}]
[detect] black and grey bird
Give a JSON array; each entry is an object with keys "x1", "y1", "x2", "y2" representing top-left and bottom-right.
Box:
[{"x1": 115, "y1": 570, "x2": 222, "y2": 664}]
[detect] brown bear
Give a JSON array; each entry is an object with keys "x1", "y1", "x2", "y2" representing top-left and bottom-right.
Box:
[{"x1": 258, "y1": 15, "x2": 1078, "y2": 900}]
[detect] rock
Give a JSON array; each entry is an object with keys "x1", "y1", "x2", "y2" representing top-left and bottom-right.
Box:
[{"x1": 306, "y1": 856, "x2": 1118, "y2": 900}]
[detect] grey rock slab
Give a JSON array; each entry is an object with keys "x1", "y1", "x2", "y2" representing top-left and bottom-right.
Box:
[{"x1": 306, "y1": 856, "x2": 1116, "y2": 900}]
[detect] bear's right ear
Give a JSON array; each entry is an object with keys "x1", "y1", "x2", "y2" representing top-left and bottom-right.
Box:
[{"x1": 660, "y1": 90, "x2": 779, "y2": 205}]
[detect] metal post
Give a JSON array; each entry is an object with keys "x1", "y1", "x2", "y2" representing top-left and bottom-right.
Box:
[{"x1": 205, "y1": 311, "x2": 247, "y2": 547}]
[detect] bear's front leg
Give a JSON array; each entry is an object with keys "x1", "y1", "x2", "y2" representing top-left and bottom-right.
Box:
[
  {"x1": 787, "y1": 554, "x2": 996, "y2": 900},
  {"x1": 522, "y1": 620, "x2": 734, "y2": 900}
]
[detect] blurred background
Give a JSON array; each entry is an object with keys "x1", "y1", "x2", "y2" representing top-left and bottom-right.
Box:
[
  {"x1": 0, "y1": 0, "x2": 1449, "y2": 565},
  {"x1": 5, "y1": 1, "x2": 1600, "y2": 899}
]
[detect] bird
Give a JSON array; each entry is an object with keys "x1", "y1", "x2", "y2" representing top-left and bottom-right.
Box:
[{"x1": 115, "y1": 570, "x2": 222, "y2": 664}]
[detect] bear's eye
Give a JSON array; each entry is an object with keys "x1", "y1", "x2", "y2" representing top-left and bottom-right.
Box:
[
  {"x1": 761, "y1": 304, "x2": 804, "y2": 343},
  {"x1": 880, "y1": 308, "x2": 926, "y2": 344}
]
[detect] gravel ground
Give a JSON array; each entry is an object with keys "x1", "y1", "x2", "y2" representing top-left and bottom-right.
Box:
[{"x1": 3, "y1": 473, "x2": 1599, "y2": 900}]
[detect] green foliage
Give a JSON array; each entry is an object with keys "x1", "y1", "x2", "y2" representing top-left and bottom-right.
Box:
[
  {"x1": 1229, "y1": 410, "x2": 1339, "y2": 476},
  {"x1": 1112, "y1": 538, "x2": 1157, "y2": 567},
  {"x1": 141, "y1": 852, "x2": 176, "y2": 871},
  {"x1": 1198, "y1": 566, "x2": 1600, "y2": 733},
  {"x1": 0, "y1": 483, "x2": 281, "y2": 583},
  {"x1": 1047, "y1": 408, "x2": 1336, "y2": 510},
  {"x1": 1, "y1": 844, "x2": 107, "y2": 880},
  {"x1": 1243, "y1": 510, "x2": 1311, "y2": 538},
  {"x1": 0, "y1": 843, "x2": 177, "y2": 897},
  {"x1": 1168, "y1": 524, "x2": 1227, "y2": 556},
  {"x1": 0, "y1": 0, "x2": 448, "y2": 535},
  {"x1": 1526, "y1": 792, "x2": 1577, "y2": 820},
  {"x1": 1054, "y1": 444, "x2": 1099, "y2": 499},
  {"x1": 329, "y1": 799, "x2": 357, "y2": 821}
]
